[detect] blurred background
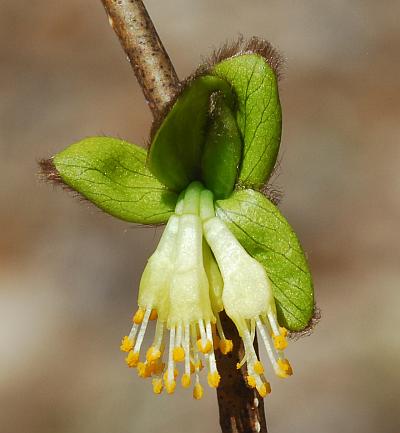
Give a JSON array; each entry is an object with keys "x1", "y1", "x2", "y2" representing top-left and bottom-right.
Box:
[{"x1": 1, "y1": 1, "x2": 399, "y2": 432}]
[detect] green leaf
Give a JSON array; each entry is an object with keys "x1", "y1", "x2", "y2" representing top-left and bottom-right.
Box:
[
  {"x1": 201, "y1": 96, "x2": 242, "y2": 199},
  {"x1": 213, "y1": 54, "x2": 282, "y2": 188},
  {"x1": 54, "y1": 137, "x2": 178, "y2": 224},
  {"x1": 215, "y1": 189, "x2": 314, "y2": 331},
  {"x1": 148, "y1": 75, "x2": 234, "y2": 192}
]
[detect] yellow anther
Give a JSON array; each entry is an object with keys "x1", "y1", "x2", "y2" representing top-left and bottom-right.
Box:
[
  {"x1": 174, "y1": 368, "x2": 179, "y2": 379},
  {"x1": 257, "y1": 382, "x2": 271, "y2": 398},
  {"x1": 146, "y1": 346, "x2": 161, "y2": 362},
  {"x1": 152, "y1": 378, "x2": 163, "y2": 394},
  {"x1": 246, "y1": 375, "x2": 256, "y2": 388},
  {"x1": 150, "y1": 360, "x2": 165, "y2": 375},
  {"x1": 120, "y1": 336, "x2": 134, "y2": 352},
  {"x1": 254, "y1": 361, "x2": 264, "y2": 375},
  {"x1": 149, "y1": 309, "x2": 158, "y2": 320},
  {"x1": 165, "y1": 380, "x2": 176, "y2": 394},
  {"x1": 207, "y1": 371, "x2": 221, "y2": 388},
  {"x1": 137, "y1": 362, "x2": 151, "y2": 378},
  {"x1": 181, "y1": 373, "x2": 191, "y2": 388},
  {"x1": 219, "y1": 339, "x2": 233, "y2": 355},
  {"x1": 173, "y1": 346, "x2": 185, "y2": 362},
  {"x1": 213, "y1": 334, "x2": 221, "y2": 349},
  {"x1": 236, "y1": 362, "x2": 241, "y2": 370},
  {"x1": 196, "y1": 338, "x2": 212, "y2": 354},
  {"x1": 125, "y1": 351, "x2": 139, "y2": 368},
  {"x1": 133, "y1": 309, "x2": 145, "y2": 324},
  {"x1": 193, "y1": 383, "x2": 204, "y2": 400},
  {"x1": 277, "y1": 359, "x2": 293, "y2": 377},
  {"x1": 279, "y1": 326, "x2": 288, "y2": 337},
  {"x1": 273, "y1": 335, "x2": 288, "y2": 351}
]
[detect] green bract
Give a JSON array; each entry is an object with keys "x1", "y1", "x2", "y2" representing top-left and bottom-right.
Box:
[
  {"x1": 148, "y1": 75, "x2": 234, "y2": 192},
  {"x1": 54, "y1": 137, "x2": 177, "y2": 224},
  {"x1": 213, "y1": 54, "x2": 282, "y2": 188},
  {"x1": 201, "y1": 96, "x2": 242, "y2": 199},
  {"x1": 215, "y1": 189, "x2": 314, "y2": 331}
]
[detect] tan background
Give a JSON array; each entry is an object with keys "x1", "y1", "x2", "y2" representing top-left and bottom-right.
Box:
[{"x1": 1, "y1": 1, "x2": 399, "y2": 432}]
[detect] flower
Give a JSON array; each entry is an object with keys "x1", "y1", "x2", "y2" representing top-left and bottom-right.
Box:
[{"x1": 120, "y1": 182, "x2": 291, "y2": 399}]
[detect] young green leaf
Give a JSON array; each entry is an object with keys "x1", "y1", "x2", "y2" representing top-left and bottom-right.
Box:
[
  {"x1": 215, "y1": 189, "x2": 314, "y2": 331},
  {"x1": 213, "y1": 54, "x2": 281, "y2": 188},
  {"x1": 148, "y1": 75, "x2": 234, "y2": 192},
  {"x1": 201, "y1": 95, "x2": 242, "y2": 199},
  {"x1": 54, "y1": 137, "x2": 177, "y2": 224}
]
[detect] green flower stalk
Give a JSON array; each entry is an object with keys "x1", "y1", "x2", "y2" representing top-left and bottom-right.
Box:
[{"x1": 41, "y1": 38, "x2": 315, "y2": 401}]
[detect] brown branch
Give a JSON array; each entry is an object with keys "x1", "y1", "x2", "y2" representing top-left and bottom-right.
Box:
[
  {"x1": 101, "y1": 0, "x2": 180, "y2": 117},
  {"x1": 216, "y1": 312, "x2": 268, "y2": 433},
  {"x1": 99, "y1": 2, "x2": 268, "y2": 432}
]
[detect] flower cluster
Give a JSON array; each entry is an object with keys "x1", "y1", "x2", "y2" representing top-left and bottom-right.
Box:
[{"x1": 120, "y1": 182, "x2": 292, "y2": 399}]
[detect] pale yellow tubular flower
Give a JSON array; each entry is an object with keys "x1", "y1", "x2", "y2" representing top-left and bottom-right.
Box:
[
  {"x1": 165, "y1": 182, "x2": 220, "y2": 397},
  {"x1": 120, "y1": 197, "x2": 183, "y2": 383},
  {"x1": 202, "y1": 206, "x2": 292, "y2": 397}
]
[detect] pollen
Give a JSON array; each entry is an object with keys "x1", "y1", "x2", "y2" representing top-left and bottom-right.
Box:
[
  {"x1": 137, "y1": 362, "x2": 152, "y2": 378},
  {"x1": 246, "y1": 375, "x2": 257, "y2": 388},
  {"x1": 165, "y1": 379, "x2": 176, "y2": 394},
  {"x1": 181, "y1": 373, "x2": 191, "y2": 388},
  {"x1": 219, "y1": 339, "x2": 233, "y2": 355},
  {"x1": 277, "y1": 359, "x2": 293, "y2": 377},
  {"x1": 125, "y1": 351, "x2": 139, "y2": 368},
  {"x1": 257, "y1": 382, "x2": 271, "y2": 398},
  {"x1": 149, "y1": 309, "x2": 158, "y2": 320},
  {"x1": 146, "y1": 346, "x2": 161, "y2": 362},
  {"x1": 207, "y1": 371, "x2": 221, "y2": 388},
  {"x1": 196, "y1": 338, "x2": 212, "y2": 354},
  {"x1": 152, "y1": 378, "x2": 163, "y2": 394},
  {"x1": 173, "y1": 346, "x2": 185, "y2": 362},
  {"x1": 193, "y1": 383, "x2": 204, "y2": 400},
  {"x1": 120, "y1": 336, "x2": 134, "y2": 352},
  {"x1": 254, "y1": 361, "x2": 264, "y2": 375},
  {"x1": 133, "y1": 309, "x2": 145, "y2": 325},
  {"x1": 273, "y1": 334, "x2": 288, "y2": 351}
]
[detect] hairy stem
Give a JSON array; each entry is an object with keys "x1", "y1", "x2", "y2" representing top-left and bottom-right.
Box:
[
  {"x1": 101, "y1": 0, "x2": 180, "y2": 117},
  {"x1": 99, "y1": 2, "x2": 268, "y2": 432}
]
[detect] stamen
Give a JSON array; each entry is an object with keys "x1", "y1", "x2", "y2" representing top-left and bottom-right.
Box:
[
  {"x1": 267, "y1": 311, "x2": 280, "y2": 336},
  {"x1": 219, "y1": 339, "x2": 233, "y2": 355},
  {"x1": 246, "y1": 375, "x2": 257, "y2": 388},
  {"x1": 133, "y1": 308, "x2": 145, "y2": 324},
  {"x1": 149, "y1": 309, "x2": 158, "y2": 321},
  {"x1": 183, "y1": 323, "x2": 191, "y2": 384},
  {"x1": 125, "y1": 350, "x2": 139, "y2": 368},
  {"x1": 256, "y1": 318, "x2": 280, "y2": 372},
  {"x1": 197, "y1": 320, "x2": 212, "y2": 353},
  {"x1": 133, "y1": 308, "x2": 152, "y2": 355},
  {"x1": 152, "y1": 378, "x2": 163, "y2": 394},
  {"x1": 216, "y1": 314, "x2": 233, "y2": 354},
  {"x1": 128, "y1": 322, "x2": 139, "y2": 342},
  {"x1": 193, "y1": 377, "x2": 204, "y2": 400},
  {"x1": 206, "y1": 322, "x2": 220, "y2": 388},
  {"x1": 120, "y1": 336, "x2": 134, "y2": 352},
  {"x1": 254, "y1": 360, "x2": 264, "y2": 375},
  {"x1": 167, "y1": 326, "x2": 176, "y2": 384},
  {"x1": 173, "y1": 323, "x2": 185, "y2": 362},
  {"x1": 273, "y1": 334, "x2": 288, "y2": 351}
]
